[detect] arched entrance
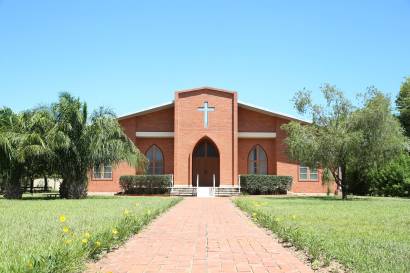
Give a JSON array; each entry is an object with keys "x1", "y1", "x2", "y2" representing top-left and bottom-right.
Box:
[{"x1": 192, "y1": 138, "x2": 220, "y2": 187}]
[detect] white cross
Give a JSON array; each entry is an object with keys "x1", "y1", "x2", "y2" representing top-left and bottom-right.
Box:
[{"x1": 197, "y1": 101, "x2": 215, "y2": 128}]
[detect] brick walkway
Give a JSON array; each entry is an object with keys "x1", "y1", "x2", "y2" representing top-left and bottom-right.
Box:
[{"x1": 86, "y1": 198, "x2": 313, "y2": 273}]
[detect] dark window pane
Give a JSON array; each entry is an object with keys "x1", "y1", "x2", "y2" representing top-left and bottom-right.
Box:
[
  {"x1": 207, "y1": 142, "x2": 218, "y2": 157},
  {"x1": 93, "y1": 164, "x2": 102, "y2": 178},
  {"x1": 194, "y1": 142, "x2": 206, "y2": 157},
  {"x1": 146, "y1": 145, "x2": 164, "y2": 175},
  {"x1": 259, "y1": 161, "x2": 267, "y2": 174},
  {"x1": 299, "y1": 166, "x2": 308, "y2": 180},
  {"x1": 258, "y1": 146, "x2": 267, "y2": 161},
  {"x1": 148, "y1": 165, "x2": 154, "y2": 175},
  {"x1": 147, "y1": 148, "x2": 154, "y2": 161},
  {"x1": 310, "y1": 168, "x2": 318, "y2": 180},
  {"x1": 155, "y1": 148, "x2": 163, "y2": 161},
  {"x1": 252, "y1": 149, "x2": 257, "y2": 160}
]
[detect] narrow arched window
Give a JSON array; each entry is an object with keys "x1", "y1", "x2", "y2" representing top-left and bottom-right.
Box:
[
  {"x1": 248, "y1": 145, "x2": 267, "y2": 175},
  {"x1": 146, "y1": 145, "x2": 164, "y2": 175}
]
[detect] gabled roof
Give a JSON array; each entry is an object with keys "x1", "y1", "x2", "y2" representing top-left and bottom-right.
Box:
[
  {"x1": 117, "y1": 87, "x2": 309, "y2": 123},
  {"x1": 175, "y1": 86, "x2": 236, "y2": 95},
  {"x1": 238, "y1": 101, "x2": 309, "y2": 123},
  {"x1": 118, "y1": 101, "x2": 174, "y2": 120}
]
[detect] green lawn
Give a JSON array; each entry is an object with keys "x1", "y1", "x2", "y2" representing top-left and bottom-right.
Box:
[
  {"x1": 234, "y1": 196, "x2": 410, "y2": 273},
  {"x1": 0, "y1": 195, "x2": 181, "y2": 273}
]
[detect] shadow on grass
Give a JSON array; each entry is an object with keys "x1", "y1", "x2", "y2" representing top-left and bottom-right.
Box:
[
  {"x1": 256, "y1": 195, "x2": 373, "y2": 202},
  {"x1": 0, "y1": 195, "x2": 127, "y2": 201}
]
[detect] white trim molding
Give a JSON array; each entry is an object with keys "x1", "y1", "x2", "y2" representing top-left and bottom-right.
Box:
[
  {"x1": 238, "y1": 132, "x2": 277, "y2": 139},
  {"x1": 135, "y1": 132, "x2": 174, "y2": 138}
]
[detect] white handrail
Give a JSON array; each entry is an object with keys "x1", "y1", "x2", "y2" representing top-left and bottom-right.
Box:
[
  {"x1": 238, "y1": 174, "x2": 241, "y2": 193},
  {"x1": 196, "y1": 174, "x2": 199, "y2": 188}
]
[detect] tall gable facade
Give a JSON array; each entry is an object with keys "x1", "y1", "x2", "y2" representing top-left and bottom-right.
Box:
[{"x1": 88, "y1": 87, "x2": 330, "y2": 194}]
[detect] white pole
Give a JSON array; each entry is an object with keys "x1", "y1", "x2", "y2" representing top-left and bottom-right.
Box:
[
  {"x1": 196, "y1": 174, "x2": 199, "y2": 188},
  {"x1": 213, "y1": 174, "x2": 216, "y2": 197},
  {"x1": 238, "y1": 174, "x2": 241, "y2": 193},
  {"x1": 171, "y1": 174, "x2": 174, "y2": 188}
]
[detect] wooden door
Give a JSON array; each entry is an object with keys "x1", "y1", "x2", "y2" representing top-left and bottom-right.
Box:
[{"x1": 192, "y1": 140, "x2": 220, "y2": 187}]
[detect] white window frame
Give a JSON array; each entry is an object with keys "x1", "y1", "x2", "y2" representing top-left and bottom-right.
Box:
[
  {"x1": 92, "y1": 164, "x2": 113, "y2": 180},
  {"x1": 299, "y1": 165, "x2": 319, "y2": 181}
]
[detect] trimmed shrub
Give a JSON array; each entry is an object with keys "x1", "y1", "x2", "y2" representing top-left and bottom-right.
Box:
[
  {"x1": 240, "y1": 174, "x2": 292, "y2": 194},
  {"x1": 120, "y1": 175, "x2": 172, "y2": 194}
]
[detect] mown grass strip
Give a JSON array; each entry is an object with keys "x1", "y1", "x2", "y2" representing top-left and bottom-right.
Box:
[
  {"x1": 0, "y1": 196, "x2": 181, "y2": 273},
  {"x1": 234, "y1": 196, "x2": 410, "y2": 273}
]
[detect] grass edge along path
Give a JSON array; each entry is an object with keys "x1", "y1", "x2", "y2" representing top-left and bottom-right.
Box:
[
  {"x1": 21, "y1": 197, "x2": 182, "y2": 273},
  {"x1": 233, "y1": 197, "x2": 333, "y2": 271},
  {"x1": 233, "y1": 197, "x2": 410, "y2": 273}
]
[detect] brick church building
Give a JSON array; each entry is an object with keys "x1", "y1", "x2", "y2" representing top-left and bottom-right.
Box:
[{"x1": 88, "y1": 87, "x2": 329, "y2": 194}]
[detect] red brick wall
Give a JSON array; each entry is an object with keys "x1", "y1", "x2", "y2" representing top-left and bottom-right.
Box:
[
  {"x1": 135, "y1": 138, "x2": 174, "y2": 175},
  {"x1": 238, "y1": 139, "x2": 276, "y2": 175},
  {"x1": 274, "y1": 118, "x2": 329, "y2": 193},
  {"x1": 88, "y1": 89, "x2": 332, "y2": 194},
  {"x1": 134, "y1": 108, "x2": 174, "y2": 132},
  {"x1": 88, "y1": 162, "x2": 135, "y2": 193},
  {"x1": 238, "y1": 107, "x2": 277, "y2": 132},
  {"x1": 88, "y1": 108, "x2": 174, "y2": 193},
  {"x1": 174, "y1": 89, "x2": 237, "y2": 186}
]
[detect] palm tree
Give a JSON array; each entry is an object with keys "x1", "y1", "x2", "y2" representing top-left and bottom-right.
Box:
[
  {"x1": 0, "y1": 107, "x2": 53, "y2": 199},
  {"x1": 51, "y1": 93, "x2": 146, "y2": 199}
]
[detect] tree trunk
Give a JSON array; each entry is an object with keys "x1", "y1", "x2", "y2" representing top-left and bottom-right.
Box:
[
  {"x1": 340, "y1": 165, "x2": 348, "y2": 199},
  {"x1": 30, "y1": 177, "x2": 34, "y2": 194},
  {"x1": 4, "y1": 170, "x2": 23, "y2": 199},
  {"x1": 59, "y1": 173, "x2": 88, "y2": 199},
  {"x1": 44, "y1": 175, "x2": 48, "y2": 192}
]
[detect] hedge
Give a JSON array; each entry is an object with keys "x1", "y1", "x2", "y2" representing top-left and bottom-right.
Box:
[
  {"x1": 119, "y1": 175, "x2": 172, "y2": 194},
  {"x1": 240, "y1": 175, "x2": 292, "y2": 194}
]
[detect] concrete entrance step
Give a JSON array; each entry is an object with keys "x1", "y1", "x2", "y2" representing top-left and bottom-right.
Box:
[
  {"x1": 170, "y1": 186, "x2": 240, "y2": 197},
  {"x1": 197, "y1": 187, "x2": 215, "y2": 198},
  {"x1": 170, "y1": 187, "x2": 197, "y2": 196},
  {"x1": 215, "y1": 187, "x2": 240, "y2": 196}
]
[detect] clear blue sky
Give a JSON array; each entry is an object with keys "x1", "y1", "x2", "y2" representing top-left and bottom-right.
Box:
[{"x1": 1, "y1": 0, "x2": 409, "y2": 118}]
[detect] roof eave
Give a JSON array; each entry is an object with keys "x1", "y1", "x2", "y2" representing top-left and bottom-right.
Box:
[
  {"x1": 238, "y1": 101, "x2": 310, "y2": 124},
  {"x1": 117, "y1": 101, "x2": 174, "y2": 120}
]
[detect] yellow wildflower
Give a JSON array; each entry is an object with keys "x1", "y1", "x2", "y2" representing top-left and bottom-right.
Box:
[
  {"x1": 292, "y1": 215, "x2": 297, "y2": 220},
  {"x1": 59, "y1": 215, "x2": 66, "y2": 223},
  {"x1": 63, "y1": 226, "x2": 70, "y2": 233},
  {"x1": 81, "y1": 238, "x2": 88, "y2": 244},
  {"x1": 95, "y1": 241, "x2": 101, "y2": 247},
  {"x1": 252, "y1": 212, "x2": 257, "y2": 218},
  {"x1": 123, "y1": 209, "x2": 129, "y2": 216},
  {"x1": 27, "y1": 261, "x2": 33, "y2": 269},
  {"x1": 112, "y1": 228, "x2": 118, "y2": 235},
  {"x1": 84, "y1": 232, "x2": 91, "y2": 238},
  {"x1": 65, "y1": 239, "x2": 72, "y2": 245}
]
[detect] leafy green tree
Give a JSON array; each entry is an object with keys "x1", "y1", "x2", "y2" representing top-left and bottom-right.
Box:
[
  {"x1": 23, "y1": 108, "x2": 56, "y2": 193},
  {"x1": 282, "y1": 84, "x2": 406, "y2": 199},
  {"x1": 0, "y1": 108, "x2": 53, "y2": 199},
  {"x1": 396, "y1": 77, "x2": 410, "y2": 137},
  {"x1": 368, "y1": 153, "x2": 410, "y2": 197},
  {"x1": 51, "y1": 93, "x2": 146, "y2": 199}
]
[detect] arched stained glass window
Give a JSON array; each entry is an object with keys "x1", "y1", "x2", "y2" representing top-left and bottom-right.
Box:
[
  {"x1": 146, "y1": 145, "x2": 164, "y2": 175},
  {"x1": 248, "y1": 145, "x2": 267, "y2": 174}
]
